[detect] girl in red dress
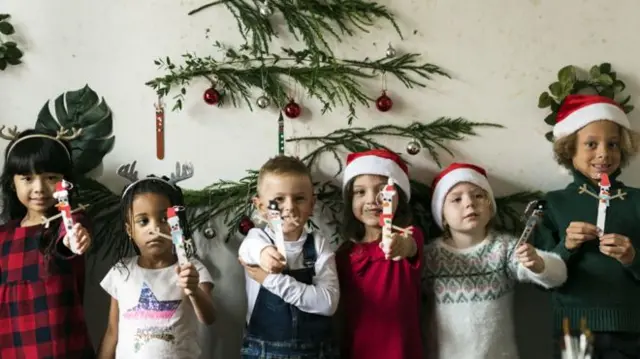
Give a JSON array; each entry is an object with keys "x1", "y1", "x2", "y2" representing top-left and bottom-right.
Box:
[
  {"x1": 336, "y1": 149, "x2": 425, "y2": 359},
  {"x1": 0, "y1": 128, "x2": 94, "y2": 359}
]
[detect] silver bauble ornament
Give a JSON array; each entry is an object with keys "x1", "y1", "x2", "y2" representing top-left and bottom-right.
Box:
[
  {"x1": 203, "y1": 226, "x2": 216, "y2": 239},
  {"x1": 259, "y1": 3, "x2": 273, "y2": 16},
  {"x1": 385, "y1": 43, "x2": 397, "y2": 58},
  {"x1": 256, "y1": 95, "x2": 270, "y2": 109},
  {"x1": 406, "y1": 140, "x2": 421, "y2": 155}
]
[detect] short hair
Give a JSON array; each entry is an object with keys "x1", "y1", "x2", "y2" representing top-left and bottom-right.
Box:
[
  {"x1": 257, "y1": 155, "x2": 312, "y2": 193},
  {"x1": 553, "y1": 124, "x2": 640, "y2": 170}
]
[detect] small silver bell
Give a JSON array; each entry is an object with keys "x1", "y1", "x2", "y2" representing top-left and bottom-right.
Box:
[
  {"x1": 259, "y1": 2, "x2": 273, "y2": 16},
  {"x1": 385, "y1": 43, "x2": 397, "y2": 58}
]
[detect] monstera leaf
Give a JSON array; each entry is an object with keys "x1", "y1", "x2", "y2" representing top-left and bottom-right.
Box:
[{"x1": 35, "y1": 85, "x2": 115, "y2": 175}]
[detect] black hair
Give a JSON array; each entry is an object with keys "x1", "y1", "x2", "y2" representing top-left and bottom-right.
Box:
[
  {"x1": 340, "y1": 176, "x2": 413, "y2": 249},
  {"x1": 0, "y1": 128, "x2": 75, "y2": 262},
  {"x1": 112, "y1": 176, "x2": 195, "y2": 272}
]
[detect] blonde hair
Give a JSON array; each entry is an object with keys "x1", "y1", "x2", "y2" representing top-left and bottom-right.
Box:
[
  {"x1": 257, "y1": 155, "x2": 312, "y2": 193},
  {"x1": 553, "y1": 123, "x2": 640, "y2": 170},
  {"x1": 441, "y1": 185, "x2": 495, "y2": 239}
]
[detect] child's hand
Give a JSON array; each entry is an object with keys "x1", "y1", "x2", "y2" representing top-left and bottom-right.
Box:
[
  {"x1": 565, "y1": 222, "x2": 598, "y2": 250},
  {"x1": 381, "y1": 233, "x2": 416, "y2": 260},
  {"x1": 176, "y1": 262, "x2": 199, "y2": 296},
  {"x1": 599, "y1": 233, "x2": 636, "y2": 265},
  {"x1": 239, "y1": 258, "x2": 269, "y2": 284},
  {"x1": 64, "y1": 223, "x2": 91, "y2": 254},
  {"x1": 516, "y1": 243, "x2": 545, "y2": 273},
  {"x1": 260, "y1": 246, "x2": 286, "y2": 273}
]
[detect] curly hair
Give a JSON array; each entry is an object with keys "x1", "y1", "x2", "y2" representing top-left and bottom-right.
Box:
[{"x1": 553, "y1": 124, "x2": 640, "y2": 170}]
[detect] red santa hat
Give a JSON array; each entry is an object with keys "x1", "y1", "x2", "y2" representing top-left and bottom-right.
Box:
[
  {"x1": 553, "y1": 94, "x2": 630, "y2": 139},
  {"x1": 430, "y1": 162, "x2": 496, "y2": 230},
  {"x1": 342, "y1": 149, "x2": 411, "y2": 200}
]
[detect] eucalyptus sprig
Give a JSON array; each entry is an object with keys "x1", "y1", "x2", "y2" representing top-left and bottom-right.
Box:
[
  {"x1": 0, "y1": 14, "x2": 24, "y2": 70},
  {"x1": 146, "y1": 43, "x2": 449, "y2": 124},
  {"x1": 538, "y1": 63, "x2": 633, "y2": 141}
]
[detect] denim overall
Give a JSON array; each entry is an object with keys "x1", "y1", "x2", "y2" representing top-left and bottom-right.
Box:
[{"x1": 241, "y1": 232, "x2": 337, "y2": 359}]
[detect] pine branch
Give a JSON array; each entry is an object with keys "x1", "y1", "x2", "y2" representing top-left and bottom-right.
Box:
[
  {"x1": 288, "y1": 118, "x2": 504, "y2": 173},
  {"x1": 145, "y1": 45, "x2": 448, "y2": 124},
  {"x1": 188, "y1": 0, "x2": 402, "y2": 55}
]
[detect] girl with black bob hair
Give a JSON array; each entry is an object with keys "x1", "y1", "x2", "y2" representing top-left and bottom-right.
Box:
[{"x1": 0, "y1": 127, "x2": 95, "y2": 358}]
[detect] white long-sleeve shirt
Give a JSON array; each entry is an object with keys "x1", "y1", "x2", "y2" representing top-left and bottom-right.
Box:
[
  {"x1": 238, "y1": 227, "x2": 340, "y2": 324},
  {"x1": 424, "y1": 231, "x2": 567, "y2": 359}
]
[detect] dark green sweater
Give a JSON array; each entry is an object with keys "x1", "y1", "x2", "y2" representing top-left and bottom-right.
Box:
[{"x1": 532, "y1": 169, "x2": 640, "y2": 333}]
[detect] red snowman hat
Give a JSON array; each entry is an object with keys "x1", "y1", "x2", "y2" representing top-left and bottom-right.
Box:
[
  {"x1": 553, "y1": 94, "x2": 629, "y2": 139},
  {"x1": 430, "y1": 162, "x2": 496, "y2": 229},
  {"x1": 342, "y1": 149, "x2": 411, "y2": 200}
]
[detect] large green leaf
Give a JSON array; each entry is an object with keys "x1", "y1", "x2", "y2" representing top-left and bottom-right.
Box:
[{"x1": 35, "y1": 85, "x2": 115, "y2": 175}]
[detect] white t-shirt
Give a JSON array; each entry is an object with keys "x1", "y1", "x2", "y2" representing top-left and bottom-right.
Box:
[
  {"x1": 100, "y1": 257, "x2": 214, "y2": 359},
  {"x1": 238, "y1": 227, "x2": 340, "y2": 324}
]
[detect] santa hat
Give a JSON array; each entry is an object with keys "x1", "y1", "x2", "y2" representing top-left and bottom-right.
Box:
[
  {"x1": 342, "y1": 149, "x2": 411, "y2": 200},
  {"x1": 553, "y1": 94, "x2": 630, "y2": 139},
  {"x1": 430, "y1": 162, "x2": 496, "y2": 230}
]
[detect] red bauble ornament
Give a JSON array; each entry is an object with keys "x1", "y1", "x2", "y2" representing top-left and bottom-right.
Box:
[
  {"x1": 375, "y1": 91, "x2": 393, "y2": 112},
  {"x1": 284, "y1": 99, "x2": 302, "y2": 119},
  {"x1": 203, "y1": 88, "x2": 221, "y2": 105},
  {"x1": 238, "y1": 216, "x2": 255, "y2": 236}
]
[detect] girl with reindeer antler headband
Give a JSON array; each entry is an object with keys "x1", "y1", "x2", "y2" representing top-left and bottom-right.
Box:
[
  {"x1": 97, "y1": 160, "x2": 216, "y2": 359},
  {"x1": 0, "y1": 126, "x2": 95, "y2": 358}
]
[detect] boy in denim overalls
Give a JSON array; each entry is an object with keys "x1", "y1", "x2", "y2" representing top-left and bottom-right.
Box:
[{"x1": 238, "y1": 155, "x2": 340, "y2": 358}]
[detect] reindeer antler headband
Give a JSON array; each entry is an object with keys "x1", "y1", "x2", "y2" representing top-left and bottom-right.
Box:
[
  {"x1": 117, "y1": 160, "x2": 195, "y2": 197},
  {"x1": 1, "y1": 125, "x2": 83, "y2": 159}
]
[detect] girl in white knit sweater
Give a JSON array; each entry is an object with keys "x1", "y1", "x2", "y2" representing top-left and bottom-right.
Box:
[{"x1": 425, "y1": 162, "x2": 567, "y2": 359}]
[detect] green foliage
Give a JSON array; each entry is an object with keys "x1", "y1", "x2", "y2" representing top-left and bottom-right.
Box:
[
  {"x1": 35, "y1": 85, "x2": 115, "y2": 175},
  {"x1": 146, "y1": 44, "x2": 448, "y2": 124},
  {"x1": 187, "y1": 0, "x2": 401, "y2": 55},
  {"x1": 538, "y1": 63, "x2": 633, "y2": 141},
  {"x1": 0, "y1": 14, "x2": 24, "y2": 70}
]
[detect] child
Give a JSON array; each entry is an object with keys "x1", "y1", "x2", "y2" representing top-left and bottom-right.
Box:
[
  {"x1": 532, "y1": 94, "x2": 640, "y2": 358},
  {"x1": 237, "y1": 155, "x2": 339, "y2": 359},
  {"x1": 97, "y1": 162, "x2": 215, "y2": 359},
  {"x1": 336, "y1": 149, "x2": 424, "y2": 359},
  {"x1": 426, "y1": 162, "x2": 567, "y2": 359},
  {"x1": 0, "y1": 128, "x2": 94, "y2": 359}
]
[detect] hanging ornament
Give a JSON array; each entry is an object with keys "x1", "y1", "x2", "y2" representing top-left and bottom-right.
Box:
[
  {"x1": 203, "y1": 88, "x2": 221, "y2": 105},
  {"x1": 283, "y1": 99, "x2": 302, "y2": 119},
  {"x1": 203, "y1": 226, "x2": 217, "y2": 239},
  {"x1": 154, "y1": 96, "x2": 165, "y2": 160},
  {"x1": 278, "y1": 112, "x2": 285, "y2": 155},
  {"x1": 238, "y1": 216, "x2": 255, "y2": 236},
  {"x1": 256, "y1": 95, "x2": 270, "y2": 109},
  {"x1": 385, "y1": 43, "x2": 397, "y2": 58},
  {"x1": 259, "y1": 1, "x2": 273, "y2": 16},
  {"x1": 406, "y1": 140, "x2": 422, "y2": 155},
  {"x1": 376, "y1": 91, "x2": 393, "y2": 112}
]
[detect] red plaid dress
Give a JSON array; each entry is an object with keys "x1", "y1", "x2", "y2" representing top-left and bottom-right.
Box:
[{"x1": 0, "y1": 218, "x2": 94, "y2": 359}]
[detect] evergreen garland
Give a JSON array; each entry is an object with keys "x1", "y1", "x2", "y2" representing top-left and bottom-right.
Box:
[
  {"x1": 146, "y1": 44, "x2": 448, "y2": 124},
  {"x1": 187, "y1": 0, "x2": 401, "y2": 55}
]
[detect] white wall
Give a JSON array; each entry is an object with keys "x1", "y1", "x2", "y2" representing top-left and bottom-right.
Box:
[{"x1": 2, "y1": 0, "x2": 640, "y2": 358}]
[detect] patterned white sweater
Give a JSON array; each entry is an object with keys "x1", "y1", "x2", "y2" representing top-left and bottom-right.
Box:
[{"x1": 424, "y1": 231, "x2": 567, "y2": 359}]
